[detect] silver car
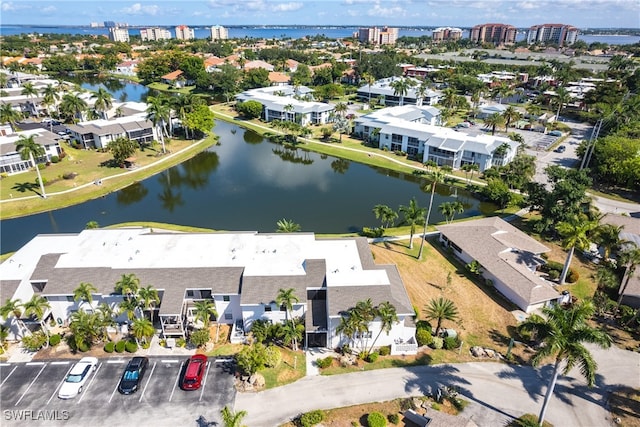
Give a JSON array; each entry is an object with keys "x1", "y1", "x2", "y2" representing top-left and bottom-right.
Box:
[{"x1": 58, "y1": 357, "x2": 98, "y2": 399}]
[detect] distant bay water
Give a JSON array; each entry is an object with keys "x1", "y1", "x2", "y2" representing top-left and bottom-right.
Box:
[{"x1": 1, "y1": 25, "x2": 639, "y2": 45}]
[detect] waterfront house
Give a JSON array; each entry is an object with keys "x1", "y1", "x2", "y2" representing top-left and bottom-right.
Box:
[{"x1": 0, "y1": 128, "x2": 63, "y2": 175}]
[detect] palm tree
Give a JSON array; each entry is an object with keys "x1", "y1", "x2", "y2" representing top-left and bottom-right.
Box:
[
  {"x1": 40, "y1": 84, "x2": 60, "y2": 117},
  {"x1": 557, "y1": 218, "x2": 598, "y2": 284},
  {"x1": 0, "y1": 298, "x2": 24, "y2": 336},
  {"x1": 484, "y1": 113, "x2": 505, "y2": 135},
  {"x1": 130, "y1": 317, "x2": 155, "y2": 345},
  {"x1": 334, "y1": 102, "x2": 348, "y2": 117},
  {"x1": 367, "y1": 301, "x2": 397, "y2": 354},
  {"x1": 22, "y1": 295, "x2": 51, "y2": 344},
  {"x1": 118, "y1": 298, "x2": 140, "y2": 322},
  {"x1": 276, "y1": 218, "x2": 301, "y2": 233},
  {"x1": 439, "y1": 201, "x2": 465, "y2": 224},
  {"x1": 390, "y1": 78, "x2": 411, "y2": 106},
  {"x1": 73, "y1": 282, "x2": 97, "y2": 312},
  {"x1": 59, "y1": 93, "x2": 87, "y2": 123},
  {"x1": 519, "y1": 301, "x2": 612, "y2": 425},
  {"x1": 440, "y1": 87, "x2": 457, "y2": 110},
  {"x1": 399, "y1": 198, "x2": 426, "y2": 250},
  {"x1": 616, "y1": 245, "x2": 640, "y2": 311},
  {"x1": 137, "y1": 285, "x2": 160, "y2": 321},
  {"x1": 424, "y1": 297, "x2": 459, "y2": 335},
  {"x1": 361, "y1": 72, "x2": 375, "y2": 104},
  {"x1": 92, "y1": 87, "x2": 113, "y2": 119},
  {"x1": 335, "y1": 313, "x2": 357, "y2": 347},
  {"x1": 554, "y1": 86, "x2": 571, "y2": 120},
  {"x1": 502, "y1": 105, "x2": 521, "y2": 131},
  {"x1": 418, "y1": 170, "x2": 446, "y2": 259},
  {"x1": 276, "y1": 288, "x2": 300, "y2": 350},
  {"x1": 69, "y1": 310, "x2": 101, "y2": 349},
  {"x1": 193, "y1": 299, "x2": 217, "y2": 329},
  {"x1": 146, "y1": 95, "x2": 169, "y2": 153},
  {"x1": 460, "y1": 163, "x2": 480, "y2": 184},
  {"x1": 283, "y1": 103, "x2": 295, "y2": 122},
  {"x1": 220, "y1": 405, "x2": 247, "y2": 427},
  {"x1": 21, "y1": 82, "x2": 38, "y2": 105},
  {"x1": 173, "y1": 93, "x2": 203, "y2": 139},
  {"x1": 593, "y1": 224, "x2": 625, "y2": 260},
  {"x1": 15, "y1": 134, "x2": 47, "y2": 198},
  {"x1": 0, "y1": 103, "x2": 21, "y2": 132},
  {"x1": 115, "y1": 273, "x2": 140, "y2": 298},
  {"x1": 372, "y1": 204, "x2": 397, "y2": 229}
]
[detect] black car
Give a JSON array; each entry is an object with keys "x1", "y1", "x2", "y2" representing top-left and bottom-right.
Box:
[{"x1": 118, "y1": 357, "x2": 149, "y2": 395}]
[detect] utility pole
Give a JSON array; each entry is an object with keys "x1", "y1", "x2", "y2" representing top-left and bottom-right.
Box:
[{"x1": 580, "y1": 118, "x2": 602, "y2": 170}]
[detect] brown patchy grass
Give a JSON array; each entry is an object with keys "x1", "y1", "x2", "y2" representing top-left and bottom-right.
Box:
[{"x1": 608, "y1": 386, "x2": 640, "y2": 427}]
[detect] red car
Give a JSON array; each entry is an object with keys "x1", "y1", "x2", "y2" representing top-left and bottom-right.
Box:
[{"x1": 180, "y1": 354, "x2": 207, "y2": 390}]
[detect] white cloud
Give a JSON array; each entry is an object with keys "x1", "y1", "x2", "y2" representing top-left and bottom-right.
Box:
[
  {"x1": 41, "y1": 6, "x2": 57, "y2": 14},
  {"x1": 245, "y1": 0, "x2": 267, "y2": 11},
  {"x1": 120, "y1": 3, "x2": 160, "y2": 16},
  {"x1": 367, "y1": 4, "x2": 407, "y2": 18},
  {"x1": 272, "y1": 2, "x2": 303, "y2": 12},
  {"x1": 208, "y1": 0, "x2": 236, "y2": 8},
  {"x1": 1, "y1": 2, "x2": 31, "y2": 12}
]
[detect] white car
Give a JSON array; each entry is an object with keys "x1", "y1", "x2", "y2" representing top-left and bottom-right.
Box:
[{"x1": 58, "y1": 357, "x2": 98, "y2": 399}]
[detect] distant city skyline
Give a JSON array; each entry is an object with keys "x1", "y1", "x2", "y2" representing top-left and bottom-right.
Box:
[{"x1": 1, "y1": 0, "x2": 639, "y2": 29}]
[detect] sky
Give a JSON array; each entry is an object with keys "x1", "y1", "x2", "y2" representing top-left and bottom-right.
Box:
[{"x1": 1, "y1": 0, "x2": 639, "y2": 29}]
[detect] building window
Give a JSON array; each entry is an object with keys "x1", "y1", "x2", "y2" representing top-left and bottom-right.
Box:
[
  {"x1": 223, "y1": 295, "x2": 230, "y2": 302},
  {"x1": 186, "y1": 290, "x2": 194, "y2": 298},
  {"x1": 264, "y1": 305, "x2": 272, "y2": 312},
  {"x1": 66, "y1": 296, "x2": 74, "y2": 302},
  {"x1": 200, "y1": 290, "x2": 212, "y2": 299},
  {"x1": 280, "y1": 304, "x2": 287, "y2": 312},
  {"x1": 224, "y1": 313, "x2": 233, "y2": 320}
]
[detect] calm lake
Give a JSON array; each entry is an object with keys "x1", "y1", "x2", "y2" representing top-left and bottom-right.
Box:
[{"x1": 1, "y1": 119, "x2": 496, "y2": 253}]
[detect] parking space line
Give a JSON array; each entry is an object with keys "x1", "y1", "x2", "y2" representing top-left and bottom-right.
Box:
[
  {"x1": 107, "y1": 360, "x2": 125, "y2": 364},
  {"x1": 50, "y1": 361, "x2": 70, "y2": 365},
  {"x1": 138, "y1": 361, "x2": 156, "y2": 403},
  {"x1": 1, "y1": 366, "x2": 18, "y2": 387},
  {"x1": 25, "y1": 362, "x2": 45, "y2": 366},
  {"x1": 168, "y1": 361, "x2": 183, "y2": 402},
  {"x1": 199, "y1": 362, "x2": 211, "y2": 402},
  {"x1": 77, "y1": 363, "x2": 101, "y2": 404},
  {"x1": 15, "y1": 364, "x2": 46, "y2": 406},
  {"x1": 108, "y1": 374, "x2": 121, "y2": 403},
  {"x1": 161, "y1": 359, "x2": 179, "y2": 364},
  {"x1": 0, "y1": 363, "x2": 11, "y2": 366},
  {"x1": 47, "y1": 365, "x2": 73, "y2": 405}
]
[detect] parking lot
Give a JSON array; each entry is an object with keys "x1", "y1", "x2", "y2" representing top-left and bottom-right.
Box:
[{"x1": 1, "y1": 357, "x2": 236, "y2": 426}]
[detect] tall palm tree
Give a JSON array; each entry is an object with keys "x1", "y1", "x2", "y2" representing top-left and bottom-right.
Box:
[
  {"x1": 361, "y1": 72, "x2": 375, "y2": 105},
  {"x1": 367, "y1": 301, "x2": 397, "y2": 354},
  {"x1": 73, "y1": 282, "x2": 97, "y2": 312},
  {"x1": 276, "y1": 218, "x2": 301, "y2": 233},
  {"x1": 173, "y1": 93, "x2": 203, "y2": 139},
  {"x1": 40, "y1": 84, "x2": 60, "y2": 117},
  {"x1": 372, "y1": 204, "x2": 397, "y2": 229},
  {"x1": 440, "y1": 87, "x2": 457, "y2": 110},
  {"x1": 220, "y1": 405, "x2": 247, "y2": 427},
  {"x1": 118, "y1": 298, "x2": 140, "y2": 322},
  {"x1": 424, "y1": 297, "x2": 459, "y2": 334},
  {"x1": 557, "y1": 218, "x2": 598, "y2": 284},
  {"x1": 593, "y1": 224, "x2": 625, "y2": 260},
  {"x1": 334, "y1": 102, "x2": 348, "y2": 117},
  {"x1": 616, "y1": 244, "x2": 640, "y2": 311},
  {"x1": 484, "y1": 112, "x2": 505, "y2": 135},
  {"x1": 22, "y1": 295, "x2": 51, "y2": 344},
  {"x1": 0, "y1": 299, "x2": 24, "y2": 336},
  {"x1": 502, "y1": 105, "x2": 521, "y2": 131},
  {"x1": 137, "y1": 285, "x2": 160, "y2": 321},
  {"x1": 59, "y1": 93, "x2": 87, "y2": 123},
  {"x1": 353, "y1": 299, "x2": 375, "y2": 350},
  {"x1": 276, "y1": 288, "x2": 300, "y2": 350},
  {"x1": 390, "y1": 78, "x2": 411, "y2": 106},
  {"x1": 193, "y1": 299, "x2": 217, "y2": 329},
  {"x1": 418, "y1": 170, "x2": 446, "y2": 259},
  {"x1": 92, "y1": 87, "x2": 113, "y2": 119},
  {"x1": 439, "y1": 201, "x2": 465, "y2": 224},
  {"x1": 554, "y1": 86, "x2": 572, "y2": 120},
  {"x1": 0, "y1": 103, "x2": 22, "y2": 132},
  {"x1": 21, "y1": 82, "x2": 38, "y2": 103},
  {"x1": 146, "y1": 96, "x2": 169, "y2": 153},
  {"x1": 519, "y1": 301, "x2": 612, "y2": 425},
  {"x1": 15, "y1": 134, "x2": 47, "y2": 198},
  {"x1": 399, "y1": 198, "x2": 426, "y2": 250},
  {"x1": 130, "y1": 317, "x2": 155, "y2": 345},
  {"x1": 69, "y1": 310, "x2": 101, "y2": 349},
  {"x1": 335, "y1": 313, "x2": 357, "y2": 347},
  {"x1": 115, "y1": 273, "x2": 140, "y2": 298},
  {"x1": 283, "y1": 103, "x2": 295, "y2": 122}
]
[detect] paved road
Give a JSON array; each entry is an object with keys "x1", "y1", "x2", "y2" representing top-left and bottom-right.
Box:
[{"x1": 235, "y1": 344, "x2": 639, "y2": 427}]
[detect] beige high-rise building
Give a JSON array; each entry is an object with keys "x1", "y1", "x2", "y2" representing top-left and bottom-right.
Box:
[
  {"x1": 432, "y1": 27, "x2": 463, "y2": 43},
  {"x1": 210, "y1": 25, "x2": 228, "y2": 40},
  {"x1": 175, "y1": 25, "x2": 195, "y2": 40},
  {"x1": 108, "y1": 27, "x2": 130, "y2": 43},
  {"x1": 357, "y1": 26, "x2": 398, "y2": 45},
  {"x1": 140, "y1": 27, "x2": 172, "y2": 41},
  {"x1": 470, "y1": 23, "x2": 517, "y2": 45},
  {"x1": 526, "y1": 24, "x2": 579, "y2": 46}
]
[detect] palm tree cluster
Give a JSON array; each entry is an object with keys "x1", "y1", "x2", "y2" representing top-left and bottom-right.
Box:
[
  {"x1": 0, "y1": 295, "x2": 52, "y2": 343},
  {"x1": 335, "y1": 299, "x2": 397, "y2": 355}
]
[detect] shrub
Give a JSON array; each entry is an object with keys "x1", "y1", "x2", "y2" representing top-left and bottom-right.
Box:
[
  {"x1": 366, "y1": 352, "x2": 379, "y2": 363},
  {"x1": 49, "y1": 334, "x2": 61, "y2": 346},
  {"x1": 50, "y1": 155, "x2": 60, "y2": 163},
  {"x1": 444, "y1": 336, "x2": 460, "y2": 350},
  {"x1": 115, "y1": 340, "x2": 126, "y2": 353},
  {"x1": 548, "y1": 270, "x2": 560, "y2": 280},
  {"x1": 431, "y1": 336, "x2": 443, "y2": 350},
  {"x1": 388, "y1": 413, "x2": 400, "y2": 424},
  {"x1": 416, "y1": 328, "x2": 433, "y2": 347},
  {"x1": 431, "y1": 402, "x2": 441, "y2": 411},
  {"x1": 541, "y1": 261, "x2": 563, "y2": 273},
  {"x1": 264, "y1": 345, "x2": 282, "y2": 368},
  {"x1": 361, "y1": 227, "x2": 384, "y2": 238},
  {"x1": 300, "y1": 410, "x2": 325, "y2": 427},
  {"x1": 176, "y1": 338, "x2": 186, "y2": 347},
  {"x1": 367, "y1": 412, "x2": 387, "y2": 427},
  {"x1": 566, "y1": 269, "x2": 580, "y2": 283},
  {"x1": 141, "y1": 341, "x2": 150, "y2": 349},
  {"x1": 189, "y1": 328, "x2": 211, "y2": 347},
  {"x1": 316, "y1": 356, "x2": 333, "y2": 369},
  {"x1": 104, "y1": 341, "x2": 115, "y2": 353},
  {"x1": 77, "y1": 341, "x2": 90, "y2": 352},
  {"x1": 378, "y1": 345, "x2": 391, "y2": 356},
  {"x1": 125, "y1": 341, "x2": 138, "y2": 353},
  {"x1": 358, "y1": 350, "x2": 369, "y2": 360},
  {"x1": 62, "y1": 172, "x2": 77, "y2": 180},
  {"x1": 21, "y1": 332, "x2": 47, "y2": 351}
]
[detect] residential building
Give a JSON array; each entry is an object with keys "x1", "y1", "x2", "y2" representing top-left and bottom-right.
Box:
[
  {"x1": 354, "y1": 105, "x2": 518, "y2": 170},
  {"x1": 470, "y1": 23, "x2": 517, "y2": 45},
  {"x1": 0, "y1": 128, "x2": 63, "y2": 175},
  {"x1": 0, "y1": 229, "x2": 418, "y2": 354},
  {"x1": 210, "y1": 25, "x2": 228, "y2": 40},
  {"x1": 432, "y1": 27, "x2": 463, "y2": 43},
  {"x1": 160, "y1": 70, "x2": 192, "y2": 88},
  {"x1": 268, "y1": 72, "x2": 291, "y2": 86},
  {"x1": 175, "y1": 25, "x2": 195, "y2": 40},
  {"x1": 115, "y1": 60, "x2": 139, "y2": 76},
  {"x1": 356, "y1": 76, "x2": 441, "y2": 107},
  {"x1": 66, "y1": 114, "x2": 158, "y2": 149},
  {"x1": 235, "y1": 85, "x2": 334, "y2": 126},
  {"x1": 243, "y1": 60, "x2": 275, "y2": 72},
  {"x1": 438, "y1": 217, "x2": 561, "y2": 313},
  {"x1": 601, "y1": 214, "x2": 640, "y2": 309},
  {"x1": 108, "y1": 27, "x2": 130, "y2": 43},
  {"x1": 527, "y1": 24, "x2": 579, "y2": 47},
  {"x1": 357, "y1": 26, "x2": 399, "y2": 45},
  {"x1": 140, "y1": 27, "x2": 172, "y2": 41}
]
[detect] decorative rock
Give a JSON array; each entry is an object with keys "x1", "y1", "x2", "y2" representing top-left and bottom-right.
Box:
[
  {"x1": 470, "y1": 346, "x2": 486, "y2": 358},
  {"x1": 252, "y1": 373, "x2": 265, "y2": 388},
  {"x1": 484, "y1": 349, "x2": 496, "y2": 358}
]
